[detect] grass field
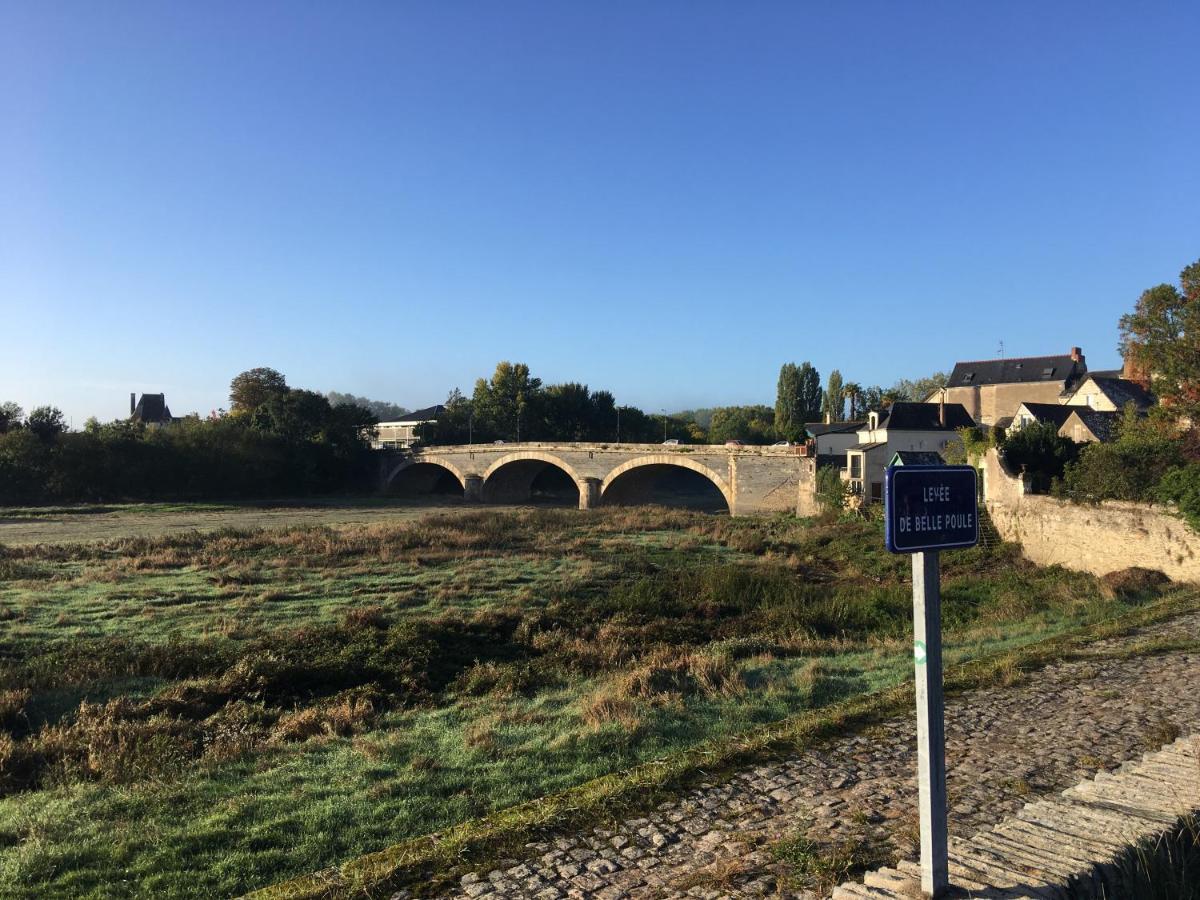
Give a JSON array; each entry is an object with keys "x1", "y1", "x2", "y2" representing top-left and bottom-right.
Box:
[
  {"x1": 0, "y1": 498, "x2": 470, "y2": 547},
  {"x1": 0, "y1": 506, "x2": 1181, "y2": 897}
]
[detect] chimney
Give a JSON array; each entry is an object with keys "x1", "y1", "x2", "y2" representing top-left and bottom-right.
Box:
[
  {"x1": 130, "y1": 392, "x2": 136, "y2": 416},
  {"x1": 939, "y1": 392, "x2": 945, "y2": 427},
  {"x1": 1070, "y1": 346, "x2": 1084, "y2": 363},
  {"x1": 824, "y1": 411, "x2": 830, "y2": 425}
]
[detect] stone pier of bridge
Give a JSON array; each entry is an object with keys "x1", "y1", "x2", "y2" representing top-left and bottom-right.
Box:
[{"x1": 380, "y1": 442, "x2": 819, "y2": 517}]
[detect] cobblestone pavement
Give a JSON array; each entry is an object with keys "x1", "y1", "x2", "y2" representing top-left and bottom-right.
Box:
[{"x1": 419, "y1": 612, "x2": 1200, "y2": 900}]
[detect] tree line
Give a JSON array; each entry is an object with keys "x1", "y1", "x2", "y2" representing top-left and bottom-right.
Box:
[
  {"x1": 423, "y1": 361, "x2": 948, "y2": 447},
  {"x1": 1, "y1": 356, "x2": 951, "y2": 503},
  {"x1": 0, "y1": 369, "x2": 378, "y2": 504}
]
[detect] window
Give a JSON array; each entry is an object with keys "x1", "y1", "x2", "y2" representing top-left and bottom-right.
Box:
[
  {"x1": 962, "y1": 372, "x2": 975, "y2": 383},
  {"x1": 850, "y1": 455, "x2": 862, "y2": 479},
  {"x1": 870, "y1": 482, "x2": 883, "y2": 501},
  {"x1": 1041, "y1": 367, "x2": 1055, "y2": 377}
]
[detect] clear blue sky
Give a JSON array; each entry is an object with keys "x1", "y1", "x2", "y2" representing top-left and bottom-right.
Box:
[{"x1": 2, "y1": 2, "x2": 1197, "y2": 424}]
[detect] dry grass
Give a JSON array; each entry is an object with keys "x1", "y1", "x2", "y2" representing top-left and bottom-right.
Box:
[
  {"x1": 618, "y1": 648, "x2": 744, "y2": 703},
  {"x1": 272, "y1": 690, "x2": 379, "y2": 743}
]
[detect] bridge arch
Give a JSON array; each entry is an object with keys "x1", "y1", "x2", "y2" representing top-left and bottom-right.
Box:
[
  {"x1": 481, "y1": 451, "x2": 584, "y2": 505},
  {"x1": 384, "y1": 457, "x2": 468, "y2": 494},
  {"x1": 600, "y1": 455, "x2": 733, "y2": 512}
]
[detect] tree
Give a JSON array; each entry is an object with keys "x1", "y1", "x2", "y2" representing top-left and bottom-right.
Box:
[
  {"x1": 541, "y1": 383, "x2": 595, "y2": 441},
  {"x1": 822, "y1": 370, "x2": 845, "y2": 423},
  {"x1": 774, "y1": 363, "x2": 802, "y2": 442},
  {"x1": 0, "y1": 402, "x2": 23, "y2": 433},
  {"x1": 1003, "y1": 421, "x2": 1079, "y2": 493},
  {"x1": 25, "y1": 406, "x2": 67, "y2": 441},
  {"x1": 889, "y1": 372, "x2": 949, "y2": 402},
  {"x1": 842, "y1": 383, "x2": 863, "y2": 420},
  {"x1": 251, "y1": 389, "x2": 333, "y2": 443},
  {"x1": 472, "y1": 362, "x2": 542, "y2": 441},
  {"x1": 775, "y1": 361, "x2": 821, "y2": 442},
  {"x1": 230, "y1": 367, "x2": 288, "y2": 413},
  {"x1": 1119, "y1": 257, "x2": 1200, "y2": 424},
  {"x1": 797, "y1": 362, "x2": 822, "y2": 425},
  {"x1": 860, "y1": 385, "x2": 885, "y2": 414},
  {"x1": 1059, "y1": 408, "x2": 1183, "y2": 502},
  {"x1": 709, "y1": 405, "x2": 775, "y2": 444}
]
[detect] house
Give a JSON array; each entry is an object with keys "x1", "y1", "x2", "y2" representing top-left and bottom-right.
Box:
[
  {"x1": 843, "y1": 401, "x2": 973, "y2": 505},
  {"x1": 372, "y1": 405, "x2": 445, "y2": 449},
  {"x1": 934, "y1": 347, "x2": 1090, "y2": 425},
  {"x1": 1008, "y1": 402, "x2": 1075, "y2": 436},
  {"x1": 1059, "y1": 408, "x2": 1121, "y2": 443},
  {"x1": 1063, "y1": 372, "x2": 1154, "y2": 413},
  {"x1": 804, "y1": 420, "x2": 865, "y2": 471},
  {"x1": 130, "y1": 392, "x2": 176, "y2": 426}
]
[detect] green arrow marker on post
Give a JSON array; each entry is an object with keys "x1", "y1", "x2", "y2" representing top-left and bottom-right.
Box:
[{"x1": 914, "y1": 640, "x2": 927, "y2": 665}]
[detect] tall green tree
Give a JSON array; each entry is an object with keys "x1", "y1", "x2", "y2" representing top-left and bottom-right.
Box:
[
  {"x1": 709, "y1": 405, "x2": 775, "y2": 444},
  {"x1": 26, "y1": 406, "x2": 66, "y2": 441},
  {"x1": 889, "y1": 372, "x2": 949, "y2": 402},
  {"x1": 822, "y1": 370, "x2": 845, "y2": 422},
  {"x1": 797, "y1": 362, "x2": 822, "y2": 425},
  {"x1": 472, "y1": 362, "x2": 542, "y2": 441},
  {"x1": 230, "y1": 367, "x2": 288, "y2": 413},
  {"x1": 1119, "y1": 256, "x2": 1200, "y2": 425},
  {"x1": 0, "y1": 402, "x2": 23, "y2": 433},
  {"x1": 774, "y1": 363, "x2": 802, "y2": 441},
  {"x1": 842, "y1": 383, "x2": 863, "y2": 420}
]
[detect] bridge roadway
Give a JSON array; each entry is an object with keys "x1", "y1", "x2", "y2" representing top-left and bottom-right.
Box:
[{"x1": 381, "y1": 442, "x2": 818, "y2": 517}]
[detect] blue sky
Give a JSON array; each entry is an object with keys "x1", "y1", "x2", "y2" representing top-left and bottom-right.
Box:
[{"x1": 2, "y1": 2, "x2": 1197, "y2": 424}]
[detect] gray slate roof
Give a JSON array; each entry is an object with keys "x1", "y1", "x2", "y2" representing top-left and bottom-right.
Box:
[
  {"x1": 132, "y1": 393, "x2": 173, "y2": 424},
  {"x1": 1081, "y1": 375, "x2": 1155, "y2": 410},
  {"x1": 947, "y1": 354, "x2": 1086, "y2": 389},
  {"x1": 1065, "y1": 408, "x2": 1122, "y2": 442},
  {"x1": 1015, "y1": 402, "x2": 1076, "y2": 429},
  {"x1": 384, "y1": 405, "x2": 445, "y2": 424},
  {"x1": 878, "y1": 401, "x2": 974, "y2": 431},
  {"x1": 805, "y1": 420, "x2": 866, "y2": 436},
  {"x1": 890, "y1": 450, "x2": 945, "y2": 466}
]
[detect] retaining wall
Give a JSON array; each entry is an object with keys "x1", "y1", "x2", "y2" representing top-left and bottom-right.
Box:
[{"x1": 982, "y1": 449, "x2": 1200, "y2": 581}]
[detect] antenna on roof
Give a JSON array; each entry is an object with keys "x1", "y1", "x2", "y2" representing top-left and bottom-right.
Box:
[{"x1": 997, "y1": 340, "x2": 1005, "y2": 359}]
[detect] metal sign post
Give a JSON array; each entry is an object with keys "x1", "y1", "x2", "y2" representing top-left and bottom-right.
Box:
[
  {"x1": 884, "y1": 463, "x2": 978, "y2": 899},
  {"x1": 912, "y1": 549, "x2": 948, "y2": 897}
]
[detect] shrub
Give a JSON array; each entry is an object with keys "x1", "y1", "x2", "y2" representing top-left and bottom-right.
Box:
[
  {"x1": 1101, "y1": 567, "x2": 1171, "y2": 603},
  {"x1": 1002, "y1": 422, "x2": 1079, "y2": 493},
  {"x1": 1058, "y1": 412, "x2": 1183, "y2": 502},
  {"x1": 1157, "y1": 464, "x2": 1200, "y2": 531},
  {"x1": 816, "y1": 465, "x2": 849, "y2": 511}
]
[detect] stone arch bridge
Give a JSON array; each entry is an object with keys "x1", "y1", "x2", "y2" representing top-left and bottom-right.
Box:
[{"x1": 379, "y1": 442, "x2": 817, "y2": 516}]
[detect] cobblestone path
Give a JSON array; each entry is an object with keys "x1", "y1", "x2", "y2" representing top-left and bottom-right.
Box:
[{"x1": 428, "y1": 613, "x2": 1200, "y2": 900}]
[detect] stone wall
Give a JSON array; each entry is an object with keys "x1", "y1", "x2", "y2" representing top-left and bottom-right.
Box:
[{"x1": 982, "y1": 449, "x2": 1200, "y2": 581}]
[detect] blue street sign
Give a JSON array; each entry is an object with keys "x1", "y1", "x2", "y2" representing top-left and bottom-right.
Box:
[{"x1": 884, "y1": 465, "x2": 979, "y2": 553}]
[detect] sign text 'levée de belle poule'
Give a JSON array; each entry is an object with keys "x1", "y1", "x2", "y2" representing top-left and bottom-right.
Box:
[{"x1": 884, "y1": 465, "x2": 979, "y2": 554}]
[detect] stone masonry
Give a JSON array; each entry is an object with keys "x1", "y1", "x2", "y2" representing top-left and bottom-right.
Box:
[{"x1": 383, "y1": 443, "x2": 817, "y2": 517}]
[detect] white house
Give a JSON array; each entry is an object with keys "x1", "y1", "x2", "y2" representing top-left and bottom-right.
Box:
[
  {"x1": 371, "y1": 405, "x2": 445, "y2": 449},
  {"x1": 843, "y1": 402, "x2": 973, "y2": 505}
]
